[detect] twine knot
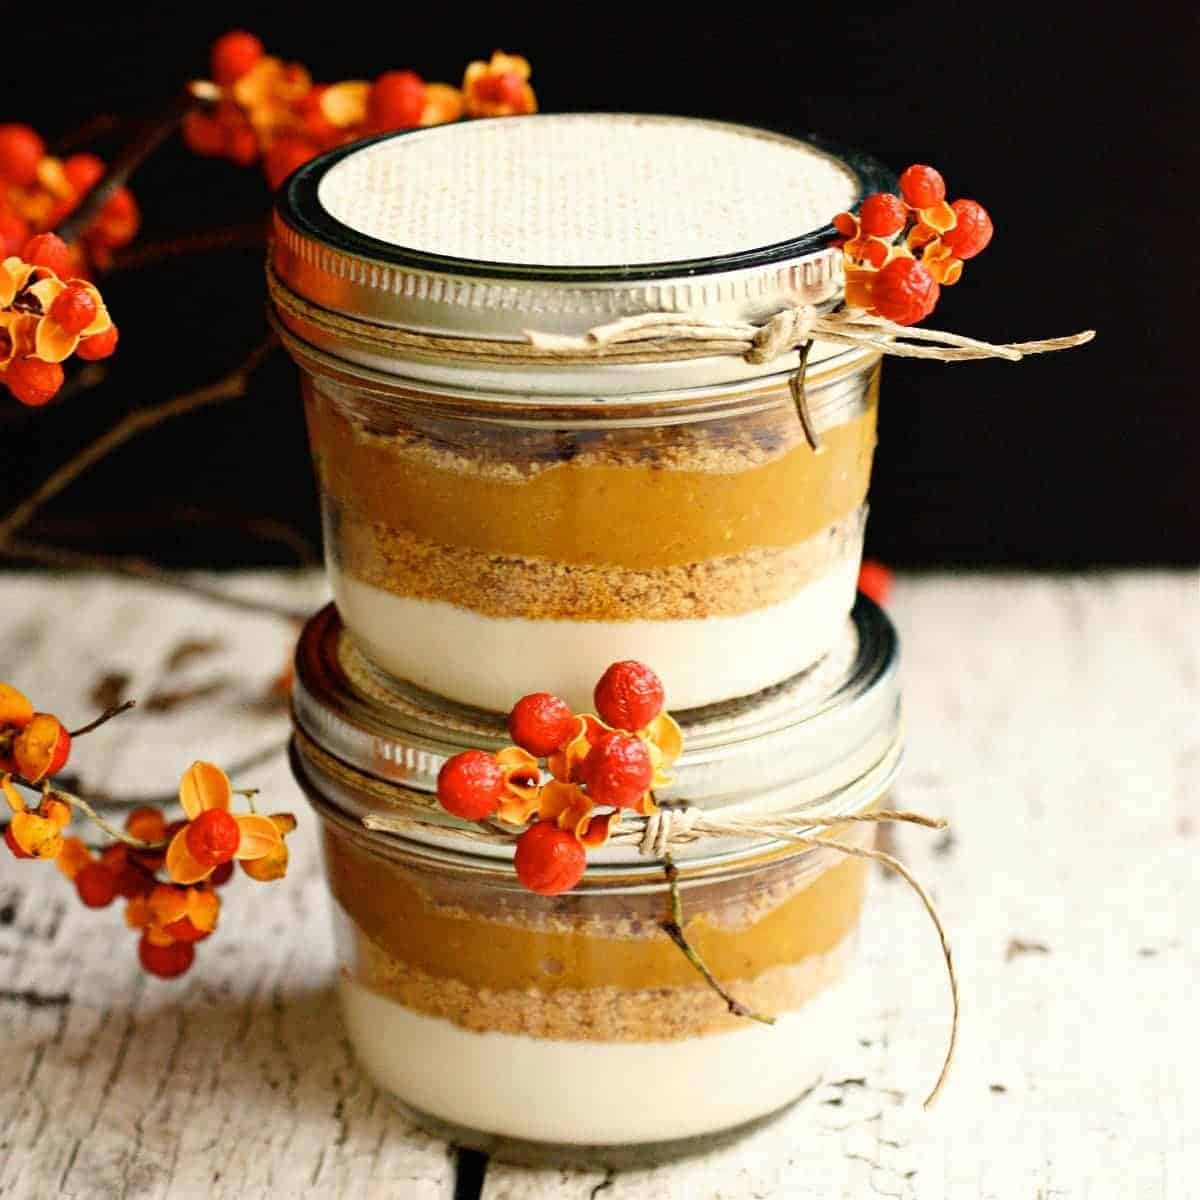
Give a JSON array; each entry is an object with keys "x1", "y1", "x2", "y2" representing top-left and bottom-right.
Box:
[
  {"x1": 639, "y1": 805, "x2": 700, "y2": 858},
  {"x1": 745, "y1": 305, "x2": 817, "y2": 364}
]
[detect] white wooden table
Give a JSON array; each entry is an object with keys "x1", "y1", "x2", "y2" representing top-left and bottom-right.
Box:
[{"x1": 1, "y1": 569, "x2": 1196, "y2": 1199}]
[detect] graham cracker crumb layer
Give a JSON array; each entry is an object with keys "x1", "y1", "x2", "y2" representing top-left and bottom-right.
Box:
[
  {"x1": 344, "y1": 931, "x2": 856, "y2": 1041},
  {"x1": 330, "y1": 506, "x2": 865, "y2": 621}
]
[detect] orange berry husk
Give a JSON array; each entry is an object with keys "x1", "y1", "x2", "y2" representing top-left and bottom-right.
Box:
[
  {"x1": 125, "y1": 806, "x2": 167, "y2": 843},
  {"x1": 55, "y1": 836, "x2": 93, "y2": 880},
  {"x1": 5, "y1": 823, "x2": 32, "y2": 858},
  {"x1": 240, "y1": 838, "x2": 288, "y2": 881},
  {"x1": 0, "y1": 683, "x2": 34, "y2": 728},
  {"x1": 12, "y1": 713, "x2": 71, "y2": 781}
]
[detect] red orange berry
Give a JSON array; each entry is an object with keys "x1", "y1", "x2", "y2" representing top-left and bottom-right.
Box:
[
  {"x1": 581, "y1": 731, "x2": 654, "y2": 809},
  {"x1": 369, "y1": 71, "x2": 427, "y2": 130},
  {"x1": 0, "y1": 209, "x2": 28, "y2": 257},
  {"x1": 859, "y1": 192, "x2": 908, "y2": 238},
  {"x1": 126, "y1": 806, "x2": 167, "y2": 844},
  {"x1": 209, "y1": 860, "x2": 235, "y2": 887},
  {"x1": 185, "y1": 809, "x2": 240, "y2": 867},
  {"x1": 182, "y1": 112, "x2": 227, "y2": 158},
  {"x1": 138, "y1": 934, "x2": 195, "y2": 979},
  {"x1": 870, "y1": 257, "x2": 940, "y2": 326},
  {"x1": 857, "y1": 559, "x2": 894, "y2": 607},
  {"x1": 3, "y1": 358, "x2": 64, "y2": 407},
  {"x1": 476, "y1": 72, "x2": 525, "y2": 108},
  {"x1": 49, "y1": 284, "x2": 98, "y2": 336},
  {"x1": 941, "y1": 199, "x2": 994, "y2": 260},
  {"x1": 62, "y1": 153, "x2": 105, "y2": 193},
  {"x1": 0, "y1": 124, "x2": 45, "y2": 187},
  {"x1": 264, "y1": 135, "x2": 318, "y2": 189},
  {"x1": 514, "y1": 821, "x2": 587, "y2": 895},
  {"x1": 75, "y1": 863, "x2": 117, "y2": 908},
  {"x1": 593, "y1": 661, "x2": 664, "y2": 732},
  {"x1": 509, "y1": 693, "x2": 577, "y2": 757},
  {"x1": 437, "y1": 749, "x2": 506, "y2": 821},
  {"x1": 21, "y1": 233, "x2": 73, "y2": 279},
  {"x1": 76, "y1": 324, "x2": 119, "y2": 361},
  {"x1": 898, "y1": 164, "x2": 946, "y2": 209},
  {"x1": 832, "y1": 212, "x2": 857, "y2": 237},
  {"x1": 210, "y1": 31, "x2": 264, "y2": 87}
]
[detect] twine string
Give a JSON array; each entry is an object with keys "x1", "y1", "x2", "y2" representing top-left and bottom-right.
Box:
[{"x1": 268, "y1": 264, "x2": 1095, "y2": 370}]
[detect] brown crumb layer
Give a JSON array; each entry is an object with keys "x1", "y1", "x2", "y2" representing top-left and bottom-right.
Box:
[
  {"x1": 344, "y1": 933, "x2": 855, "y2": 1041},
  {"x1": 331, "y1": 507, "x2": 864, "y2": 621}
]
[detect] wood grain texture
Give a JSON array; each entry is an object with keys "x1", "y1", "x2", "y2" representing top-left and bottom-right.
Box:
[{"x1": 2, "y1": 569, "x2": 1197, "y2": 1199}]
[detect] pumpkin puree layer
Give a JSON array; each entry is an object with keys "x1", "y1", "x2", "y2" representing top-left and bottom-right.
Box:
[{"x1": 305, "y1": 384, "x2": 877, "y2": 570}]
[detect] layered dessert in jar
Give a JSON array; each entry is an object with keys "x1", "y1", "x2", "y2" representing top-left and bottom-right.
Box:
[
  {"x1": 289, "y1": 597, "x2": 902, "y2": 1159},
  {"x1": 271, "y1": 114, "x2": 887, "y2": 712}
]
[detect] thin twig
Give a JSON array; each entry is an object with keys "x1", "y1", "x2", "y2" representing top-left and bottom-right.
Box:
[
  {"x1": 0, "y1": 539, "x2": 310, "y2": 621},
  {"x1": 0, "y1": 335, "x2": 278, "y2": 546},
  {"x1": 51, "y1": 113, "x2": 127, "y2": 154},
  {"x1": 107, "y1": 222, "x2": 269, "y2": 273},
  {"x1": 68, "y1": 700, "x2": 136, "y2": 739},
  {"x1": 54, "y1": 91, "x2": 196, "y2": 244},
  {"x1": 660, "y1": 858, "x2": 775, "y2": 1026},
  {"x1": 4, "y1": 776, "x2": 167, "y2": 851}
]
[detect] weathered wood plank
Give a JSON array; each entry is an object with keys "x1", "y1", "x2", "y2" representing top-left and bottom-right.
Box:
[{"x1": 2, "y1": 569, "x2": 1198, "y2": 1199}]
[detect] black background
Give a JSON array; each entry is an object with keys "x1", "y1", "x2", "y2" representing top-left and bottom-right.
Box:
[{"x1": 2, "y1": 4, "x2": 1196, "y2": 568}]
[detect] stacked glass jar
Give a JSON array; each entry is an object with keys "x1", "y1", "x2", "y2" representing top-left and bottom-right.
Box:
[{"x1": 273, "y1": 113, "x2": 903, "y2": 1162}]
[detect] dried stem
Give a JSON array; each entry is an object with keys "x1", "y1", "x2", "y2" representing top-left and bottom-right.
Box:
[
  {"x1": 4, "y1": 777, "x2": 168, "y2": 851},
  {"x1": 0, "y1": 538, "x2": 310, "y2": 621},
  {"x1": 51, "y1": 112, "x2": 127, "y2": 154},
  {"x1": 54, "y1": 91, "x2": 196, "y2": 244},
  {"x1": 69, "y1": 700, "x2": 136, "y2": 739},
  {"x1": 0, "y1": 335, "x2": 278, "y2": 547},
  {"x1": 107, "y1": 222, "x2": 269, "y2": 273},
  {"x1": 660, "y1": 858, "x2": 775, "y2": 1026}
]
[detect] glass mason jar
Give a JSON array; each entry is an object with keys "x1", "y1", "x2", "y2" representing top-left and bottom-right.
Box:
[
  {"x1": 290, "y1": 597, "x2": 902, "y2": 1164},
  {"x1": 270, "y1": 114, "x2": 889, "y2": 714}
]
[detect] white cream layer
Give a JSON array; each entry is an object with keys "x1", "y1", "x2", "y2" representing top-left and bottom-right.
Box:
[
  {"x1": 332, "y1": 553, "x2": 860, "y2": 712},
  {"x1": 338, "y1": 973, "x2": 856, "y2": 1145}
]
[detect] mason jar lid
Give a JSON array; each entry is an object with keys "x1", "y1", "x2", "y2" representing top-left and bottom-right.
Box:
[
  {"x1": 271, "y1": 114, "x2": 889, "y2": 395},
  {"x1": 290, "y1": 598, "x2": 902, "y2": 866}
]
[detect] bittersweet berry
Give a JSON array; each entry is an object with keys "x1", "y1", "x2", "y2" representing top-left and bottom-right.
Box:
[
  {"x1": 4, "y1": 358, "x2": 64, "y2": 407},
  {"x1": 513, "y1": 821, "x2": 587, "y2": 895},
  {"x1": 185, "y1": 809, "x2": 241, "y2": 867},
  {"x1": 0, "y1": 124, "x2": 45, "y2": 187},
  {"x1": 75, "y1": 863, "x2": 118, "y2": 908},
  {"x1": 437, "y1": 749, "x2": 505, "y2": 820},
  {"x1": 941, "y1": 199, "x2": 994, "y2": 260},
  {"x1": 209, "y1": 860, "x2": 235, "y2": 887},
  {"x1": 126, "y1": 806, "x2": 167, "y2": 844},
  {"x1": 593, "y1": 661, "x2": 664, "y2": 732},
  {"x1": 859, "y1": 193, "x2": 908, "y2": 238},
  {"x1": 182, "y1": 112, "x2": 228, "y2": 158},
  {"x1": 138, "y1": 934, "x2": 195, "y2": 979},
  {"x1": 62, "y1": 153, "x2": 105, "y2": 194},
  {"x1": 870, "y1": 258, "x2": 940, "y2": 326},
  {"x1": 369, "y1": 71, "x2": 427, "y2": 130},
  {"x1": 264, "y1": 136, "x2": 318, "y2": 189},
  {"x1": 857, "y1": 559, "x2": 894, "y2": 607},
  {"x1": 509, "y1": 692, "x2": 577, "y2": 757},
  {"x1": 0, "y1": 210, "x2": 29, "y2": 257},
  {"x1": 210, "y1": 31, "x2": 264, "y2": 87},
  {"x1": 49, "y1": 284, "x2": 98, "y2": 336},
  {"x1": 12, "y1": 713, "x2": 71, "y2": 778},
  {"x1": 21, "y1": 234, "x2": 73, "y2": 278},
  {"x1": 76, "y1": 324, "x2": 119, "y2": 361},
  {"x1": 162, "y1": 915, "x2": 211, "y2": 943},
  {"x1": 581, "y1": 731, "x2": 654, "y2": 808},
  {"x1": 899, "y1": 165, "x2": 946, "y2": 209},
  {"x1": 476, "y1": 72, "x2": 525, "y2": 108}
]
